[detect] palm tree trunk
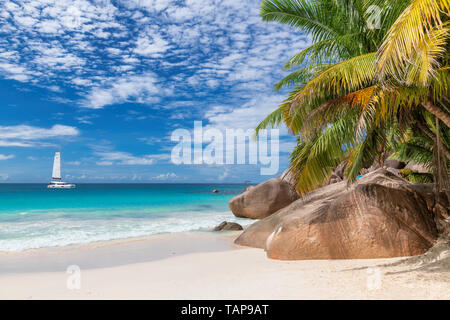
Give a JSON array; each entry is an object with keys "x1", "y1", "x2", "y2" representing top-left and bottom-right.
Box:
[
  {"x1": 433, "y1": 118, "x2": 450, "y2": 221},
  {"x1": 422, "y1": 101, "x2": 450, "y2": 128},
  {"x1": 416, "y1": 121, "x2": 450, "y2": 160},
  {"x1": 435, "y1": 117, "x2": 441, "y2": 196}
]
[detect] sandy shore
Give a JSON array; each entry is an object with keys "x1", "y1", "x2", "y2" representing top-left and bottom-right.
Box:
[{"x1": 0, "y1": 232, "x2": 448, "y2": 300}]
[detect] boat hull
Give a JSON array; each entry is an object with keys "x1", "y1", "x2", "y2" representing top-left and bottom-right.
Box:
[{"x1": 47, "y1": 184, "x2": 76, "y2": 189}]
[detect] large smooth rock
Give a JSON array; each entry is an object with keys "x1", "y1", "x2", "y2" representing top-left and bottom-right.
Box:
[
  {"x1": 235, "y1": 169, "x2": 438, "y2": 260},
  {"x1": 229, "y1": 170, "x2": 299, "y2": 219}
]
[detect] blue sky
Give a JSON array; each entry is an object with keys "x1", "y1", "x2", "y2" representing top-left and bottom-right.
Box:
[{"x1": 0, "y1": 0, "x2": 309, "y2": 183}]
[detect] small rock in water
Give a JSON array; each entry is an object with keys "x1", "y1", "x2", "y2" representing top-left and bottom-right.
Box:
[
  {"x1": 213, "y1": 221, "x2": 243, "y2": 231},
  {"x1": 212, "y1": 189, "x2": 219, "y2": 193}
]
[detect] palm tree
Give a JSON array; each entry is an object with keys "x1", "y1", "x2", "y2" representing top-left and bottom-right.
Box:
[
  {"x1": 376, "y1": 0, "x2": 450, "y2": 195},
  {"x1": 256, "y1": 0, "x2": 449, "y2": 195},
  {"x1": 389, "y1": 109, "x2": 449, "y2": 183},
  {"x1": 377, "y1": 0, "x2": 449, "y2": 126}
]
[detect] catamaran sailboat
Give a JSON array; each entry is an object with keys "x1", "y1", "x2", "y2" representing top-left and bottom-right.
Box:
[{"x1": 47, "y1": 152, "x2": 76, "y2": 189}]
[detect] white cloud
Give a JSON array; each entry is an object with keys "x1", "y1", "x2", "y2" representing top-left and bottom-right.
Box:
[
  {"x1": 106, "y1": 48, "x2": 123, "y2": 55},
  {"x1": 82, "y1": 73, "x2": 170, "y2": 109},
  {"x1": 33, "y1": 44, "x2": 85, "y2": 70},
  {"x1": 95, "y1": 151, "x2": 163, "y2": 165},
  {"x1": 139, "y1": 137, "x2": 165, "y2": 145},
  {"x1": 0, "y1": 141, "x2": 34, "y2": 147},
  {"x1": 76, "y1": 114, "x2": 97, "y2": 124},
  {"x1": 134, "y1": 34, "x2": 170, "y2": 58},
  {"x1": 0, "y1": 63, "x2": 31, "y2": 82},
  {"x1": 38, "y1": 20, "x2": 61, "y2": 33},
  {"x1": 166, "y1": 6, "x2": 195, "y2": 22},
  {"x1": 218, "y1": 168, "x2": 229, "y2": 181},
  {"x1": 47, "y1": 85, "x2": 61, "y2": 92},
  {"x1": 154, "y1": 172, "x2": 178, "y2": 180},
  {"x1": 0, "y1": 0, "x2": 310, "y2": 121},
  {"x1": 13, "y1": 15, "x2": 37, "y2": 27},
  {"x1": 96, "y1": 161, "x2": 113, "y2": 166},
  {"x1": 204, "y1": 95, "x2": 287, "y2": 131},
  {"x1": 72, "y1": 78, "x2": 92, "y2": 86},
  {"x1": 0, "y1": 124, "x2": 79, "y2": 140},
  {"x1": 0, "y1": 124, "x2": 79, "y2": 147},
  {"x1": 0, "y1": 154, "x2": 14, "y2": 160},
  {"x1": 125, "y1": 0, "x2": 174, "y2": 12}
]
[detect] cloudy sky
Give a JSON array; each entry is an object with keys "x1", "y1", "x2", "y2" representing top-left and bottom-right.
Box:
[{"x1": 0, "y1": 0, "x2": 309, "y2": 183}]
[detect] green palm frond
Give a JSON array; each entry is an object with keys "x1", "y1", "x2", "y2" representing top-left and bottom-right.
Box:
[
  {"x1": 377, "y1": 0, "x2": 449, "y2": 84},
  {"x1": 346, "y1": 121, "x2": 388, "y2": 181},
  {"x1": 274, "y1": 63, "x2": 331, "y2": 91},
  {"x1": 260, "y1": 0, "x2": 339, "y2": 41},
  {"x1": 290, "y1": 113, "x2": 358, "y2": 195},
  {"x1": 301, "y1": 85, "x2": 379, "y2": 137},
  {"x1": 255, "y1": 107, "x2": 284, "y2": 135},
  {"x1": 404, "y1": 25, "x2": 449, "y2": 86},
  {"x1": 283, "y1": 34, "x2": 361, "y2": 70},
  {"x1": 401, "y1": 170, "x2": 434, "y2": 183},
  {"x1": 292, "y1": 52, "x2": 376, "y2": 103},
  {"x1": 288, "y1": 52, "x2": 377, "y2": 132},
  {"x1": 389, "y1": 137, "x2": 434, "y2": 169}
]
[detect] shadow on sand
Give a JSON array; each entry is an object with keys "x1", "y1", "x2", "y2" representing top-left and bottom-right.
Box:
[{"x1": 342, "y1": 239, "x2": 450, "y2": 276}]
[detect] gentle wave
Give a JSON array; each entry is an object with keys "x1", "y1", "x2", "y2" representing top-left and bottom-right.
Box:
[
  {"x1": 0, "y1": 184, "x2": 252, "y2": 252},
  {"x1": 0, "y1": 211, "x2": 252, "y2": 252}
]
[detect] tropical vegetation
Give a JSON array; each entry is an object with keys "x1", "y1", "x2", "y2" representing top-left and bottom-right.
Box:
[{"x1": 256, "y1": 0, "x2": 449, "y2": 198}]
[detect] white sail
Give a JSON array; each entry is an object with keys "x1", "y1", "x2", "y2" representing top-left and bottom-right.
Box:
[
  {"x1": 52, "y1": 152, "x2": 61, "y2": 180},
  {"x1": 48, "y1": 152, "x2": 75, "y2": 188}
]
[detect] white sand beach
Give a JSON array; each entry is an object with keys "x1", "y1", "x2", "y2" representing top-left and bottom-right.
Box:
[{"x1": 0, "y1": 232, "x2": 448, "y2": 300}]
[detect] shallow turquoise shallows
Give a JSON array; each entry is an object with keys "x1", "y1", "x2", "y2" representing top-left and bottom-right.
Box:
[{"x1": 0, "y1": 184, "x2": 251, "y2": 251}]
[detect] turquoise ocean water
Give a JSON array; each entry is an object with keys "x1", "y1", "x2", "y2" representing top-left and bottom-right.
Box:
[{"x1": 0, "y1": 184, "x2": 251, "y2": 251}]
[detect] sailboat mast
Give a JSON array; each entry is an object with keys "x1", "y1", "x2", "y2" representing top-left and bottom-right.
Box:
[{"x1": 52, "y1": 152, "x2": 61, "y2": 180}]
